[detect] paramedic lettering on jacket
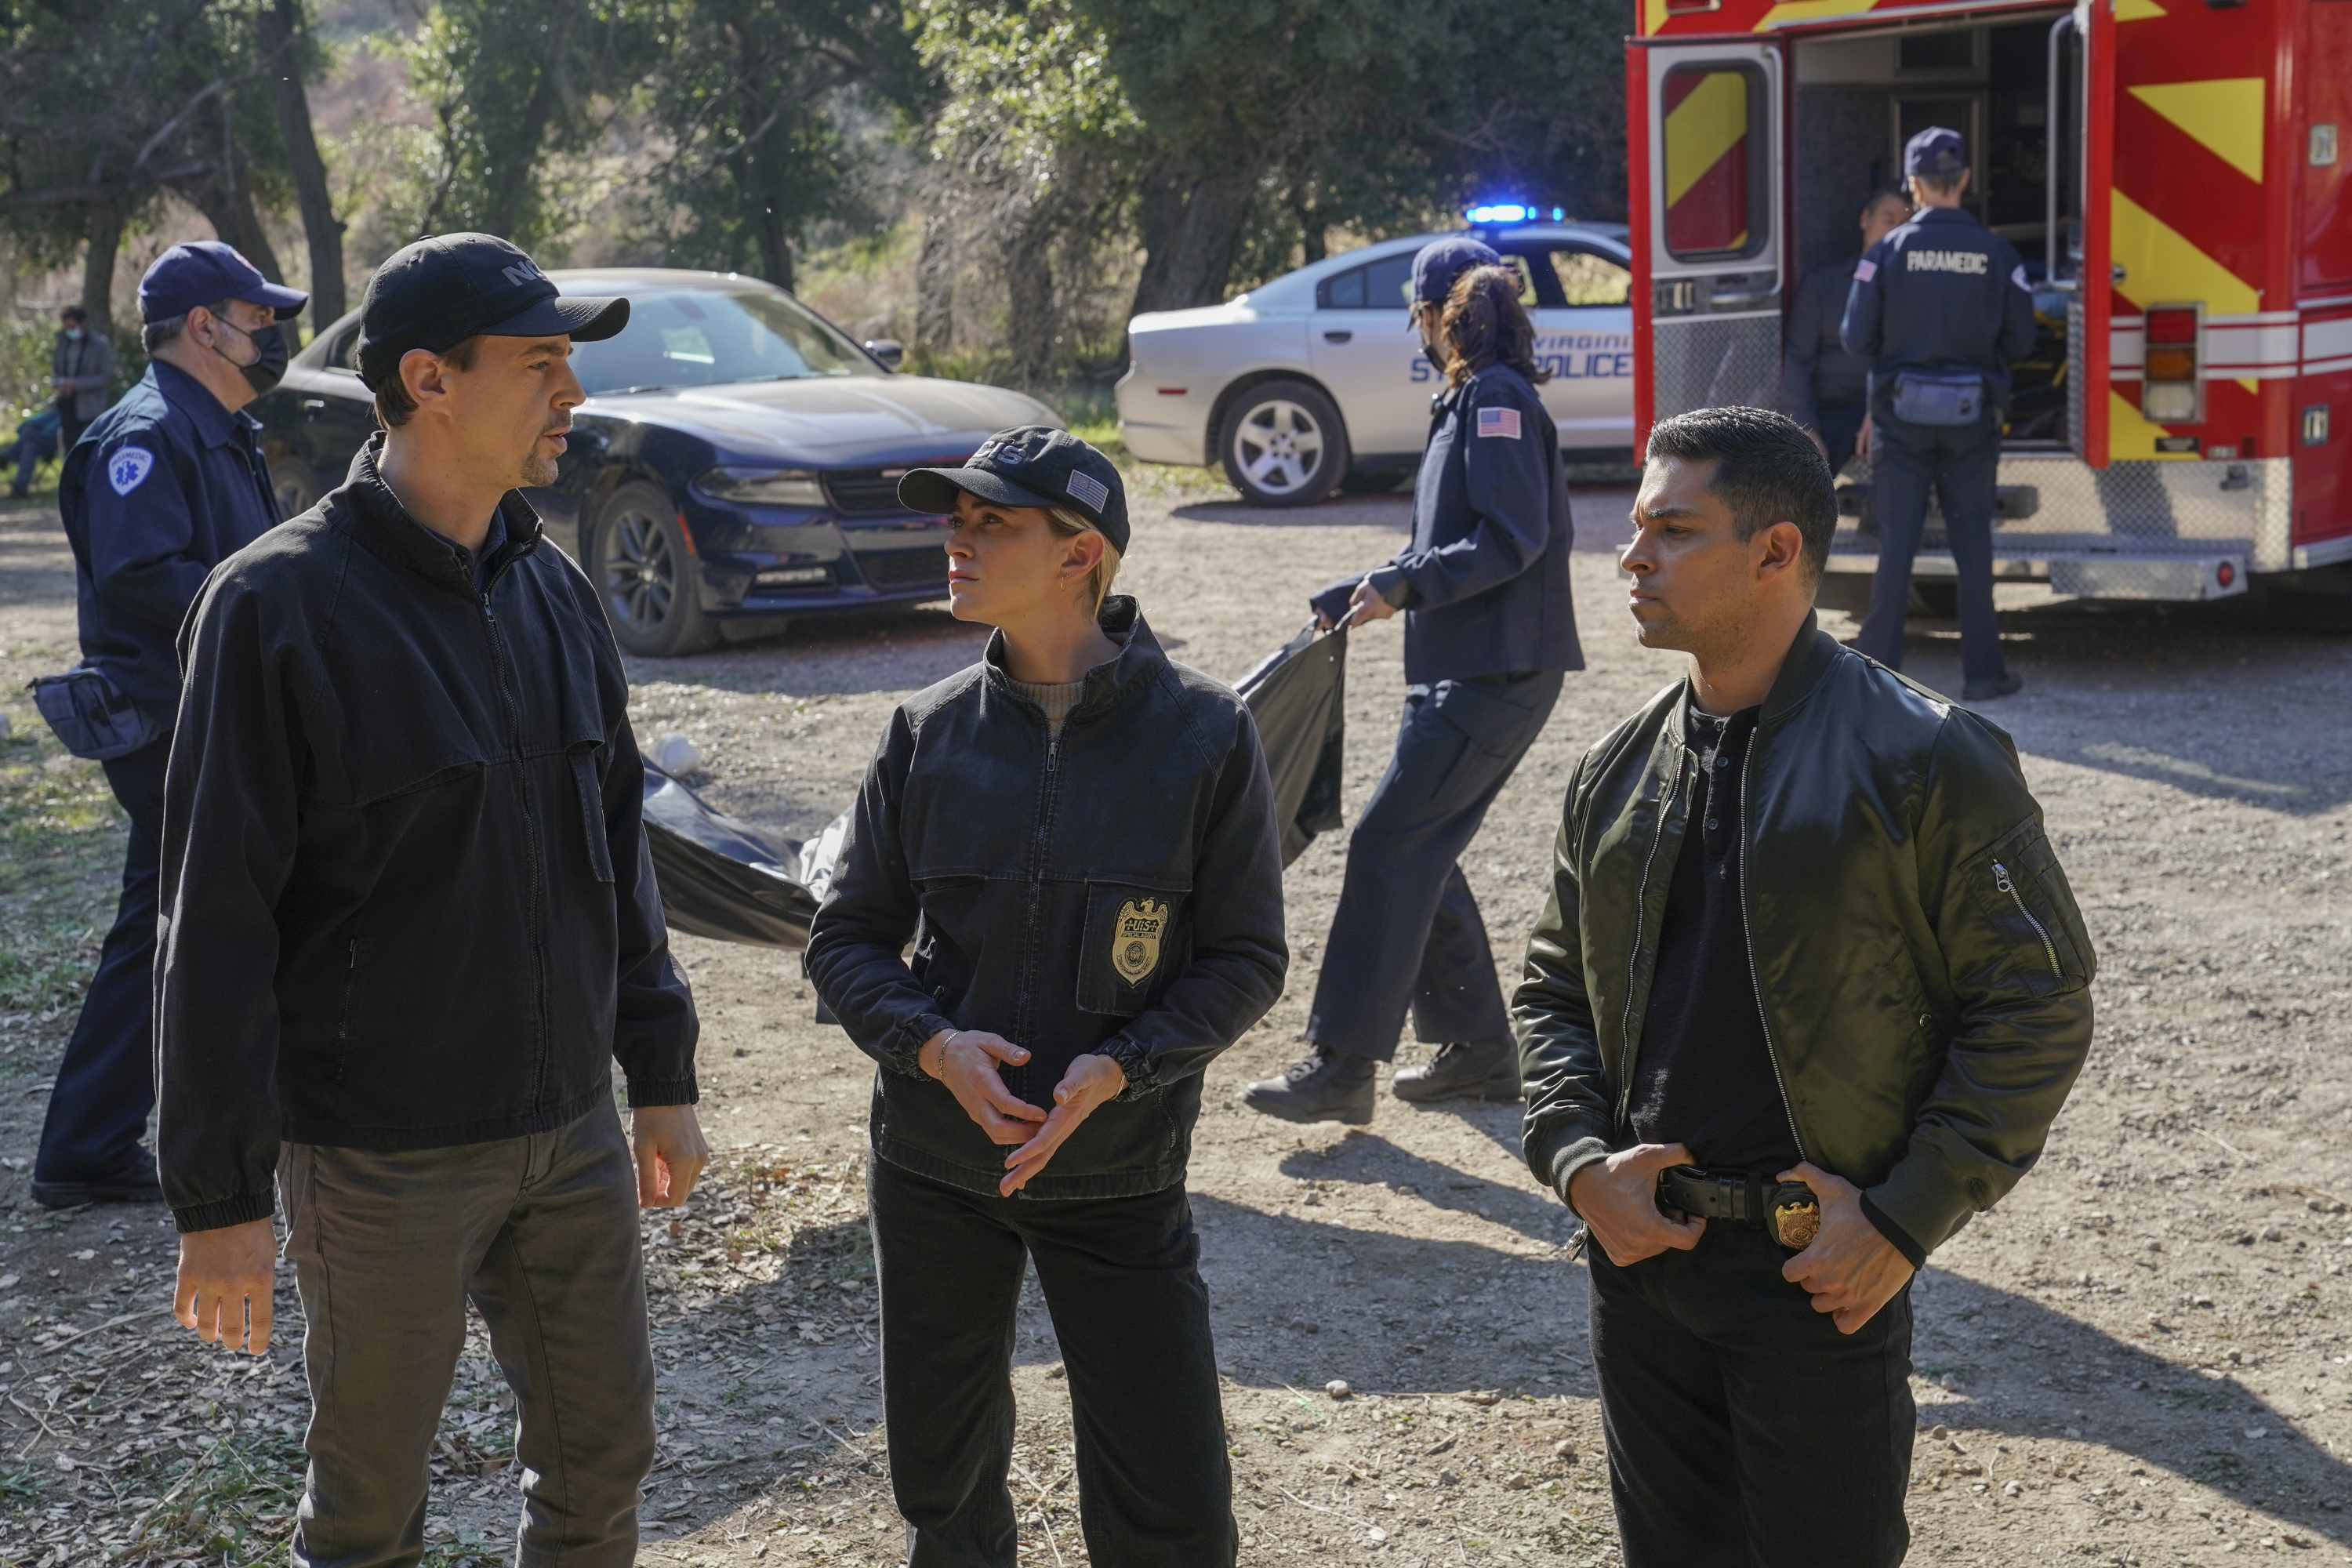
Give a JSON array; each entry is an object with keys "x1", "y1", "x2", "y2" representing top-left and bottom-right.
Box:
[{"x1": 1841, "y1": 125, "x2": 2037, "y2": 703}]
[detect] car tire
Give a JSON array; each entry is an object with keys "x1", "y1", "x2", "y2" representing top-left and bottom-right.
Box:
[
  {"x1": 270, "y1": 459, "x2": 321, "y2": 519},
  {"x1": 590, "y1": 480, "x2": 719, "y2": 657},
  {"x1": 1219, "y1": 381, "x2": 1349, "y2": 508}
]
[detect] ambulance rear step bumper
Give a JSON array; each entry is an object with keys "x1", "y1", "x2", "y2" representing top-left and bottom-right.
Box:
[{"x1": 1822, "y1": 531, "x2": 2250, "y2": 601}]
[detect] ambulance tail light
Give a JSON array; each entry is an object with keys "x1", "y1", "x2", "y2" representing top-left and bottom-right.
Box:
[{"x1": 2141, "y1": 304, "x2": 2204, "y2": 424}]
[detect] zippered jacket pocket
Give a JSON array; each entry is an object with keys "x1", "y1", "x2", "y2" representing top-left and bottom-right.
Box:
[{"x1": 1960, "y1": 823, "x2": 2093, "y2": 996}]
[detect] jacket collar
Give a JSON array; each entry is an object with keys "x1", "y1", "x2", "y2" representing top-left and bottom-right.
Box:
[
  {"x1": 151, "y1": 360, "x2": 260, "y2": 450},
  {"x1": 332, "y1": 433, "x2": 546, "y2": 599},
  {"x1": 1666, "y1": 611, "x2": 1838, "y2": 746},
  {"x1": 982, "y1": 596, "x2": 1165, "y2": 725}
]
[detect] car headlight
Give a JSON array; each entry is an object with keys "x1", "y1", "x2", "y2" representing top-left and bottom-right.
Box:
[{"x1": 696, "y1": 466, "x2": 827, "y2": 506}]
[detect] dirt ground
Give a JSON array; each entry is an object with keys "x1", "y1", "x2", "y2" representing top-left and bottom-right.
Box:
[{"x1": 0, "y1": 474, "x2": 2349, "y2": 1568}]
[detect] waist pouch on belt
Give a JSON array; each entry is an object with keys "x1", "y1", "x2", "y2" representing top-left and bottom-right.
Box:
[
  {"x1": 29, "y1": 663, "x2": 165, "y2": 760},
  {"x1": 1890, "y1": 371, "x2": 1984, "y2": 426}
]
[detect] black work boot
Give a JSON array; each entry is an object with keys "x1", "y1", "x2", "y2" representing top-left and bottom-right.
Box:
[
  {"x1": 1240, "y1": 1047, "x2": 1377, "y2": 1126},
  {"x1": 1391, "y1": 1039, "x2": 1522, "y2": 1104},
  {"x1": 1962, "y1": 671, "x2": 2024, "y2": 702}
]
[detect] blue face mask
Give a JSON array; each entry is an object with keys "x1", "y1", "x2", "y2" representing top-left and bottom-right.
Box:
[{"x1": 64, "y1": 327, "x2": 85, "y2": 341}]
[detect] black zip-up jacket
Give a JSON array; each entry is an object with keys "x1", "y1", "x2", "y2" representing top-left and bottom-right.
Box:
[
  {"x1": 157, "y1": 437, "x2": 698, "y2": 1234},
  {"x1": 1515, "y1": 619, "x2": 2096, "y2": 1258},
  {"x1": 806, "y1": 599, "x2": 1287, "y2": 1200}
]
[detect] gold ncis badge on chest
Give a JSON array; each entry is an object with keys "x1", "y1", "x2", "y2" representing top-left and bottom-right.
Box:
[{"x1": 1111, "y1": 898, "x2": 1169, "y2": 985}]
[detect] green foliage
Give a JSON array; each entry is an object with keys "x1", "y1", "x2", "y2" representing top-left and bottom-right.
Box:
[
  {"x1": 627, "y1": 0, "x2": 928, "y2": 286},
  {"x1": 401, "y1": 0, "x2": 656, "y2": 246}
]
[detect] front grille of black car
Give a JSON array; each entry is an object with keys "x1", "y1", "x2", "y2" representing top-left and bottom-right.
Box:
[
  {"x1": 826, "y1": 470, "x2": 929, "y2": 514},
  {"x1": 858, "y1": 550, "x2": 949, "y2": 590}
]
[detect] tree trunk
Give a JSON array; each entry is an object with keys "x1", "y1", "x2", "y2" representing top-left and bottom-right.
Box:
[
  {"x1": 81, "y1": 201, "x2": 124, "y2": 331},
  {"x1": 480, "y1": 1, "x2": 577, "y2": 243},
  {"x1": 913, "y1": 209, "x2": 955, "y2": 356},
  {"x1": 258, "y1": 0, "x2": 345, "y2": 327},
  {"x1": 181, "y1": 155, "x2": 288, "y2": 285},
  {"x1": 1131, "y1": 163, "x2": 1261, "y2": 314},
  {"x1": 1002, "y1": 214, "x2": 1057, "y2": 388}
]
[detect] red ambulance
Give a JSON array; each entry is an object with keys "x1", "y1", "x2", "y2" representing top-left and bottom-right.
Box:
[{"x1": 1628, "y1": 0, "x2": 2351, "y2": 605}]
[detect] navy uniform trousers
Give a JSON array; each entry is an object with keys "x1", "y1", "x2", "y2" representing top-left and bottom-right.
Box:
[
  {"x1": 1306, "y1": 669, "x2": 1563, "y2": 1060},
  {"x1": 1854, "y1": 409, "x2": 2007, "y2": 688},
  {"x1": 34, "y1": 733, "x2": 170, "y2": 1185}
]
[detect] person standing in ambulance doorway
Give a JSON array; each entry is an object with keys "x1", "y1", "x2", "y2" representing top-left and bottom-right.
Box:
[
  {"x1": 1841, "y1": 126, "x2": 2037, "y2": 702},
  {"x1": 31, "y1": 241, "x2": 305, "y2": 1210},
  {"x1": 1243, "y1": 241, "x2": 1581, "y2": 1125},
  {"x1": 1782, "y1": 189, "x2": 1911, "y2": 484}
]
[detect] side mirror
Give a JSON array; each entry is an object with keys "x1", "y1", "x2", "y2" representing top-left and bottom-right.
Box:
[{"x1": 863, "y1": 339, "x2": 905, "y2": 371}]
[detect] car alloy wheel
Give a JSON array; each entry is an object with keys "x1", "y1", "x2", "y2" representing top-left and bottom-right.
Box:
[
  {"x1": 593, "y1": 480, "x2": 718, "y2": 655},
  {"x1": 269, "y1": 459, "x2": 320, "y2": 519},
  {"x1": 1220, "y1": 379, "x2": 1349, "y2": 508}
]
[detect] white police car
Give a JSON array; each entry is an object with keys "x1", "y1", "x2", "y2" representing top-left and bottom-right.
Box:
[{"x1": 1116, "y1": 216, "x2": 1634, "y2": 506}]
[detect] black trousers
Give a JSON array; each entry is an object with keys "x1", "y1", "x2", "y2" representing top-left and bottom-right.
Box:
[
  {"x1": 35, "y1": 735, "x2": 170, "y2": 1184},
  {"x1": 1305, "y1": 670, "x2": 1563, "y2": 1061},
  {"x1": 867, "y1": 1156, "x2": 1236, "y2": 1568},
  {"x1": 1589, "y1": 1224, "x2": 1915, "y2": 1568},
  {"x1": 1817, "y1": 398, "x2": 1867, "y2": 477},
  {"x1": 1855, "y1": 412, "x2": 2006, "y2": 686}
]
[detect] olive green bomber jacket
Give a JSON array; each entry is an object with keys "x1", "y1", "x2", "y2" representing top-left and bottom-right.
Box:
[{"x1": 1514, "y1": 617, "x2": 2096, "y2": 1258}]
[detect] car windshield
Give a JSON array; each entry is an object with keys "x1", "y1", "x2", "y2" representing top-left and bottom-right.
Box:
[{"x1": 568, "y1": 286, "x2": 879, "y2": 395}]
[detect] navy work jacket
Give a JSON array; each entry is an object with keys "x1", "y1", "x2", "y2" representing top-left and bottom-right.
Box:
[
  {"x1": 1839, "y1": 207, "x2": 2038, "y2": 415},
  {"x1": 1780, "y1": 257, "x2": 1874, "y2": 428},
  {"x1": 1349, "y1": 363, "x2": 1583, "y2": 684},
  {"x1": 60, "y1": 361, "x2": 280, "y2": 729}
]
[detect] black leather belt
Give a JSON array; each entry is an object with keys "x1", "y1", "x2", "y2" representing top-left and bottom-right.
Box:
[
  {"x1": 1657, "y1": 1165, "x2": 1771, "y2": 1225},
  {"x1": 1657, "y1": 1165, "x2": 1823, "y2": 1250}
]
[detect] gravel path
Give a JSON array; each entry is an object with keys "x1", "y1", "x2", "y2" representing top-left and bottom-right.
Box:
[{"x1": 0, "y1": 482, "x2": 2347, "y2": 1566}]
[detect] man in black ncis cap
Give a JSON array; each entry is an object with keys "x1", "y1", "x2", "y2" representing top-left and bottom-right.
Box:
[
  {"x1": 1841, "y1": 126, "x2": 2037, "y2": 702},
  {"x1": 158, "y1": 234, "x2": 702, "y2": 1566}
]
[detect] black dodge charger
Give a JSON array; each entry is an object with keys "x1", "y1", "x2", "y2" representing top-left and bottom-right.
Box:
[{"x1": 254, "y1": 267, "x2": 1059, "y2": 655}]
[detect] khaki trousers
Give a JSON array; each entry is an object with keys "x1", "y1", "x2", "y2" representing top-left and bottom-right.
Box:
[{"x1": 278, "y1": 1096, "x2": 655, "y2": 1568}]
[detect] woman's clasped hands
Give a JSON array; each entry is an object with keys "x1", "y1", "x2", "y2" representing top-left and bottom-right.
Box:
[{"x1": 920, "y1": 1029, "x2": 1128, "y2": 1196}]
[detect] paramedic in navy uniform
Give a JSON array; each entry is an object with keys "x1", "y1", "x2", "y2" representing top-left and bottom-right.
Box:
[
  {"x1": 1841, "y1": 126, "x2": 2036, "y2": 702},
  {"x1": 1243, "y1": 238, "x2": 1581, "y2": 1124},
  {"x1": 32, "y1": 242, "x2": 303, "y2": 1209}
]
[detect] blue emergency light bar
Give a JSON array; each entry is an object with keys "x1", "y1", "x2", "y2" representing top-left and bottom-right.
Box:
[{"x1": 1466, "y1": 203, "x2": 1566, "y2": 224}]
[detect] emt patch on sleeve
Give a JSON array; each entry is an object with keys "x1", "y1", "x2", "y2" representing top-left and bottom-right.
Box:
[
  {"x1": 107, "y1": 446, "x2": 156, "y2": 497},
  {"x1": 1476, "y1": 406, "x2": 1522, "y2": 440}
]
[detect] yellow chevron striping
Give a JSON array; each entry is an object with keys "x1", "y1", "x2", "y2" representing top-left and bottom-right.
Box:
[
  {"x1": 1664, "y1": 71, "x2": 1751, "y2": 209},
  {"x1": 2111, "y1": 189, "x2": 2261, "y2": 315},
  {"x1": 1752, "y1": 0, "x2": 1878, "y2": 29},
  {"x1": 2114, "y1": 0, "x2": 2166, "y2": 21},
  {"x1": 2107, "y1": 390, "x2": 2202, "y2": 460},
  {"x1": 2127, "y1": 78, "x2": 2266, "y2": 182},
  {"x1": 1646, "y1": 0, "x2": 1668, "y2": 36}
]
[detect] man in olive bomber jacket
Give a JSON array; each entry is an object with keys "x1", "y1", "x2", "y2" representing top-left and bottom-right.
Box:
[{"x1": 1514, "y1": 406, "x2": 2094, "y2": 1568}]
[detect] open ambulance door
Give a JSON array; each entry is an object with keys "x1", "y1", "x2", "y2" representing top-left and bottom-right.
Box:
[
  {"x1": 1629, "y1": 38, "x2": 1788, "y2": 456},
  {"x1": 2049, "y1": 2, "x2": 2114, "y2": 466}
]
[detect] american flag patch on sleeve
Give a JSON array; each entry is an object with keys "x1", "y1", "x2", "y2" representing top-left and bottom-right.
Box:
[
  {"x1": 1476, "y1": 405, "x2": 1523, "y2": 440},
  {"x1": 1855, "y1": 258, "x2": 1878, "y2": 282}
]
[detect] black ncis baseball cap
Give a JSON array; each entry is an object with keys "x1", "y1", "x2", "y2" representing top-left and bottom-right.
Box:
[
  {"x1": 1906, "y1": 126, "x2": 1968, "y2": 177},
  {"x1": 356, "y1": 233, "x2": 630, "y2": 392},
  {"x1": 898, "y1": 426, "x2": 1131, "y2": 554}
]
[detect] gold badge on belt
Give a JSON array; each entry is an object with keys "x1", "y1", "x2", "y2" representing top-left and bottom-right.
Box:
[
  {"x1": 1769, "y1": 1181, "x2": 1821, "y2": 1250},
  {"x1": 1111, "y1": 898, "x2": 1168, "y2": 985}
]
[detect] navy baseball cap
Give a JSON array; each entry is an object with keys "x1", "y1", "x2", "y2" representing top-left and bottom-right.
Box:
[
  {"x1": 137, "y1": 241, "x2": 309, "y2": 324},
  {"x1": 356, "y1": 233, "x2": 630, "y2": 392},
  {"x1": 1412, "y1": 238, "x2": 1502, "y2": 306},
  {"x1": 1905, "y1": 126, "x2": 1968, "y2": 177},
  {"x1": 898, "y1": 426, "x2": 1131, "y2": 554}
]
